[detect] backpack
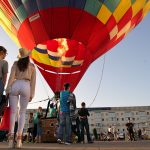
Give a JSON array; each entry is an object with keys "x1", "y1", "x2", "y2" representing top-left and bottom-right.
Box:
[
  {"x1": 68, "y1": 93, "x2": 76, "y2": 111},
  {"x1": 68, "y1": 93, "x2": 77, "y2": 120}
]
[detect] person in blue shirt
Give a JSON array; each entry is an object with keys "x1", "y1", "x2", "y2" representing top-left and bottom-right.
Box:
[{"x1": 57, "y1": 83, "x2": 72, "y2": 145}]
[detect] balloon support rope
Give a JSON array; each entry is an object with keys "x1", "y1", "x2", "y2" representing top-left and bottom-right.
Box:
[
  {"x1": 29, "y1": 98, "x2": 50, "y2": 105},
  {"x1": 88, "y1": 54, "x2": 106, "y2": 107}
]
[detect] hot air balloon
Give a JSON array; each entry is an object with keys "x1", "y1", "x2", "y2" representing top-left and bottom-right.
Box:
[{"x1": 0, "y1": 0, "x2": 150, "y2": 92}]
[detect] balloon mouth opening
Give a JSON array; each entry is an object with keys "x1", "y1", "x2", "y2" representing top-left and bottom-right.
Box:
[
  {"x1": 32, "y1": 38, "x2": 86, "y2": 69},
  {"x1": 37, "y1": 38, "x2": 85, "y2": 53}
]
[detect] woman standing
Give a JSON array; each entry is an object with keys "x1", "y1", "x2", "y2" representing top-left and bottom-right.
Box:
[{"x1": 6, "y1": 48, "x2": 36, "y2": 148}]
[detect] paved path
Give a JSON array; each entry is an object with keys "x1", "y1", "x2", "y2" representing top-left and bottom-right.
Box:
[{"x1": 0, "y1": 140, "x2": 150, "y2": 150}]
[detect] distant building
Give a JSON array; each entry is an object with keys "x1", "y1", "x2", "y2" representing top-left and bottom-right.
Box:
[
  {"x1": 87, "y1": 106, "x2": 150, "y2": 138},
  {"x1": 24, "y1": 106, "x2": 150, "y2": 138}
]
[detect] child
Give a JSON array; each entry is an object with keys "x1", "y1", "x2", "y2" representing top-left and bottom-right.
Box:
[
  {"x1": 27, "y1": 112, "x2": 34, "y2": 142},
  {"x1": 36, "y1": 115, "x2": 42, "y2": 143}
]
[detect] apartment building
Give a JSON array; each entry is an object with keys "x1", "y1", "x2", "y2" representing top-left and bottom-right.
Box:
[
  {"x1": 24, "y1": 106, "x2": 150, "y2": 138},
  {"x1": 87, "y1": 106, "x2": 150, "y2": 137}
]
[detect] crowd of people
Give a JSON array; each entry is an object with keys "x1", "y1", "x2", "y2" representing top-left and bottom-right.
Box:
[
  {"x1": 0, "y1": 46, "x2": 149, "y2": 149},
  {"x1": 99, "y1": 120, "x2": 147, "y2": 141},
  {"x1": 0, "y1": 46, "x2": 93, "y2": 148},
  {"x1": 14, "y1": 84, "x2": 93, "y2": 146},
  {"x1": 51, "y1": 83, "x2": 93, "y2": 145}
]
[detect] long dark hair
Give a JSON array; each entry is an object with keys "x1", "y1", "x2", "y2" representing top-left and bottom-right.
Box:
[
  {"x1": 17, "y1": 56, "x2": 29, "y2": 72},
  {"x1": 0, "y1": 46, "x2": 7, "y2": 53}
]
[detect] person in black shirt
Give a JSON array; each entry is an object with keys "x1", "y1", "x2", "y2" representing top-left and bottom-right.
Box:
[
  {"x1": 126, "y1": 118, "x2": 135, "y2": 141},
  {"x1": 78, "y1": 102, "x2": 93, "y2": 143}
]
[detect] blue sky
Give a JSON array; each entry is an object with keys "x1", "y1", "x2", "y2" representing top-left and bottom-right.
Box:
[{"x1": 0, "y1": 13, "x2": 150, "y2": 109}]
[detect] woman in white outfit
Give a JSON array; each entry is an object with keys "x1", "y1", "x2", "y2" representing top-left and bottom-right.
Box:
[{"x1": 6, "y1": 48, "x2": 36, "y2": 148}]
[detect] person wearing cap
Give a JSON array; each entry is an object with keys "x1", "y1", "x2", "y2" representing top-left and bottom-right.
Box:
[
  {"x1": 6, "y1": 48, "x2": 36, "y2": 148},
  {"x1": 0, "y1": 46, "x2": 8, "y2": 102}
]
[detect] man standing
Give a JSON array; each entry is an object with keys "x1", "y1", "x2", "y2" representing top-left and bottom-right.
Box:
[
  {"x1": 57, "y1": 83, "x2": 72, "y2": 145},
  {"x1": 78, "y1": 102, "x2": 93, "y2": 143},
  {"x1": 126, "y1": 118, "x2": 135, "y2": 141},
  {"x1": 0, "y1": 46, "x2": 8, "y2": 102}
]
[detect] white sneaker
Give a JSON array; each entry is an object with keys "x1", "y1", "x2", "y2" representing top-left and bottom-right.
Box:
[
  {"x1": 64, "y1": 142, "x2": 71, "y2": 145},
  {"x1": 57, "y1": 139, "x2": 62, "y2": 144}
]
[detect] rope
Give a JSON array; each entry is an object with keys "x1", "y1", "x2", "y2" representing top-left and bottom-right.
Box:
[
  {"x1": 29, "y1": 97, "x2": 50, "y2": 105},
  {"x1": 88, "y1": 55, "x2": 106, "y2": 107}
]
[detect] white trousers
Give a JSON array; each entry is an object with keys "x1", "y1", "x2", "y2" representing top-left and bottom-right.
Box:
[{"x1": 9, "y1": 80, "x2": 30, "y2": 135}]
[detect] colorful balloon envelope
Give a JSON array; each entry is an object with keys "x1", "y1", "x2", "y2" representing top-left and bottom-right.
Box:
[{"x1": 0, "y1": 0, "x2": 150, "y2": 92}]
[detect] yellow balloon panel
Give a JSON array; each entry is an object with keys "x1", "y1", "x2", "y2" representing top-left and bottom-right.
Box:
[
  {"x1": 132, "y1": 0, "x2": 146, "y2": 17},
  {"x1": 0, "y1": 19, "x2": 20, "y2": 47},
  {"x1": 113, "y1": 0, "x2": 131, "y2": 23},
  {"x1": 97, "y1": 4, "x2": 112, "y2": 24},
  {"x1": 143, "y1": 1, "x2": 150, "y2": 17}
]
